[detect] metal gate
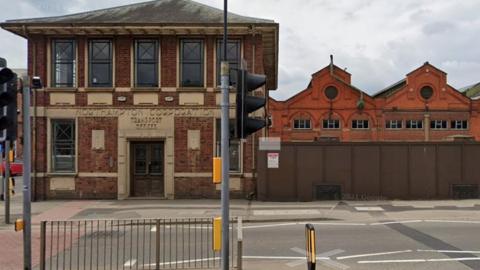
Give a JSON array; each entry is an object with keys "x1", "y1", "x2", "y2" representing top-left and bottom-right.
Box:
[{"x1": 39, "y1": 218, "x2": 241, "y2": 270}]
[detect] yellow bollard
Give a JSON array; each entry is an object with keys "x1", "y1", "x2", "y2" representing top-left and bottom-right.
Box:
[
  {"x1": 14, "y1": 219, "x2": 24, "y2": 232},
  {"x1": 305, "y1": 224, "x2": 316, "y2": 270},
  {"x1": 9, "y1": 177, "x2": 14, "y2": 196},
  {"x1": 213, "y1": 217, "x2": 222, "y2": 251},
  {"x1": 213, "y1": 157, "x2": 222, "y2": 184}
]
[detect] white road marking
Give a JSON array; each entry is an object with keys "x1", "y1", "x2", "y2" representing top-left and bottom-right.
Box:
[
  {"x1": 355, "y1": 206, "x2": 384, "y2": 211},
  {"x1": 243, "y1": 222, "x2": 299, "y2": 229},
  {"x1": 358, "y1": 257, "x2": 480, "y2": 264},
  {"x1": 253, "y1": 209, "x2": 321, "y2": 215},
  {"x1": 337, "y1": 250, "x2": 412, "y2": 260},
  {"x1": 310, "y1": 222, "x2": 367, "y2": 226},
  {"x1": 418, "y1": 249, "x2": 480, "y2": 254},
  {"x1": 142, "y1": 257, "x2": 220, "y2": 267},
  {"x1": 123, "y1": 259, "x2": 137, "y2": 267},
  {"x1": 244, "y1": 255, "x2": 330, "y2": 260},
  {"x1": 423, "y1": 219, "x2": 480, "y2": 224},
  {"x1": 370, "y1": 220, "x2": 422, "y2": 226}
]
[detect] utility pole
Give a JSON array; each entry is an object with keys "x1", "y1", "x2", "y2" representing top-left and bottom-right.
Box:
[
  {"x1": 23, "y1": 77, "x2": 36, "y2": 269},
  {"x1": 220, "y1": 0, "x2": 230, "y2": 269},
  {"x1": 4, "y1": 140, "x2": 10, "y2": 224}
]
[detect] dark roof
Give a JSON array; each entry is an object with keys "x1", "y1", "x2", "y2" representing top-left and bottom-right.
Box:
[
  {"x1": 372, "y1": 79, "x2": 407, "y2": 98},
  {"x1": 461, "y1": 82, "x2": 480, "y2": 98},
  {"x1": 4, "y1": 0, "x2": 274, "y2": 25}
]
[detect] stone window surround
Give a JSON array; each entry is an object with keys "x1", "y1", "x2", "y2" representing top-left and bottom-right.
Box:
[{"x1": 47, "y1": 117, "x2": 79, "y2": 175}]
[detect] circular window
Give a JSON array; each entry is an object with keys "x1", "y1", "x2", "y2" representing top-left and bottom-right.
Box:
[
  {"x1": 420, "y1": 86, "x2": 434, "y2": 100},
  {"x1": 325, "y1": 86, "x2": 338, "y2": 100}
]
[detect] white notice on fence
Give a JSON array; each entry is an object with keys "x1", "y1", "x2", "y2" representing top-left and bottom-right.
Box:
[{"x1": 267, "y1": 152, "x2": 279, "y2": 168}]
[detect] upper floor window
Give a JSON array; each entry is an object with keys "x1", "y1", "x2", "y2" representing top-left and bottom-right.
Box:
[
  {"x1": 352, "y1": 119, "x2": 369, "y2": 129},
  {"x1": 180, "y1": 39, "x2": 204, "y2": 87},
  {"x1": 216, "y1": 40, "x2": 241, "y2": 86},
  {"x1": 293, "y1": 119, "x2": 311, "y2": 129},
  {"x1": 386, "y1": 120, "x2": 402, "y2": 129},
  {"x1": 323, "y1": 119, "x2": 340, "y2": 129},
  {"x1": 52, "y1": 119, "x2": 75, "y2": 173},
  {"x1": 406, "y1": 120, "x2": 423, "y2": 129},
  {"x1": 52, "y1": 40, "x2": 76, "y2": 87},
  {"x1": 135, "y1": 40, "x2": 158, "y2": 87},
  {"x1": 451, "y1": 120, "x2": 468, "y2": 130},
  {"x1": 430, "y1": 120, "x2": 447, "y2": 130},
  {"x1": 89, "y1": 40, "x2": 113, "y2": 87}
]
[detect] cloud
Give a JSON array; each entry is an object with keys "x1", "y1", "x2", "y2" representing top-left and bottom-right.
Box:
[{"x1": 1, "y1": 0, "x2": 480, "y2": 100}]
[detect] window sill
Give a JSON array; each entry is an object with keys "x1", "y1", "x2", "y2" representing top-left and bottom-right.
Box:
[
  {"x1": 47, "y1": 172, "x2": 77, "y2": 177},
  {"x1": 177, "y1": 87, "x2": 207, "y2": 92},
  {"x1": 131, "y1": 87, "x2": 160, "y2": 92},
  {"x1": 84, "y1": 87, "x2": 115, "y2": 92},
  {"x1": 45, "y1": 87, "x2": 78, "y2": 92}
]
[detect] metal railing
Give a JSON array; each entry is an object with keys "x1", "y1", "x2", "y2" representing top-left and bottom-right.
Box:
[{"x1": 39, "y1": 218, "x2": 241, "y2": 270}]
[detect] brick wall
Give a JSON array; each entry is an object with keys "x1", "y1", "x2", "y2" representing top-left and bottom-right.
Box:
[
  {"x1": 174, "y1": 117, "x2": 214, "y2": 172},
  {"x1": 78, "y1": 117, "x2": 118, "y2": 172},
  {"x1": 270, "y1": 63, "x2": 480, "y2": 142}
]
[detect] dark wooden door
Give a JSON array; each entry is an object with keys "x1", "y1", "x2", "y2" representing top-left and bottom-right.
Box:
[{"x1": 131, "y1": 142, "x2": 164, "y2": 197}]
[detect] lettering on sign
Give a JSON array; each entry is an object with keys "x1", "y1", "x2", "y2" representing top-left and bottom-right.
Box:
[
  {"x1": 76, "y1": 108, "x2": 214, "y2": 117},
  {"x1": 130, "y1": 115, "x2": 163, "y2": 129}
]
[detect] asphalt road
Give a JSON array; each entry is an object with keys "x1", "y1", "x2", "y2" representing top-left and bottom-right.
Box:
[
  {"x1": 243, "y1": 220, "x2": 480, "y2": 270},
  {"x1": 37, "y1": 219, "x2": 480, "y2": 270}
]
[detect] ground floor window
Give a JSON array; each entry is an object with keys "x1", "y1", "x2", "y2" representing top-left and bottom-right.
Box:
[
  {"x1": 216, "y1": 119, "x2": 241, "y2": 172},
  {"x1": 52, "y1": 119, "x2": 76, "y2": 172}
]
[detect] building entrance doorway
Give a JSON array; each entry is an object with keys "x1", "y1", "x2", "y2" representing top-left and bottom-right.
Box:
[{"x1": 131, "y1": 142, "x2": 164, "y2": 197}]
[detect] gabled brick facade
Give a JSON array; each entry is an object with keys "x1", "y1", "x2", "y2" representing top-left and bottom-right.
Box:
[{"x1": 269, "y1": 61, "x2": 480, "y2": 142}]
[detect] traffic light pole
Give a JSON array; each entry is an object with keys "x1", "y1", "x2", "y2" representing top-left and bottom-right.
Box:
[
  {"x1": 220, "y1": 0, "x2": 230, "y2": 270},
  {"x1": 23, "y1": 84, "x2": 32, "y2": 269},
  {"x1": 4, "y1": 140, "x2": 10, "y2": 224}
]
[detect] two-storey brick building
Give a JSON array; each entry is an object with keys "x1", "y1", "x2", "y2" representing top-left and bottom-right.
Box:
[
  {"x1": 1, "y1": 0, "x2": 279, "y2": 200},
  {"x1": 269, "y1": 58, "x2": 480, "y2": 142}
]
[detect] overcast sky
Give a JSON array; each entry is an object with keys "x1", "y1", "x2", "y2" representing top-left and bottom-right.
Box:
[{"x1": 1, "y1": 0, "x2": 479, "y2": 100}]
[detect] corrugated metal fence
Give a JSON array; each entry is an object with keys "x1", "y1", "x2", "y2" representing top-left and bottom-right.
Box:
[
  {"x1": 257, "y1": 142, "x2": 480, "y2": 201},
  {"x1": 40, "y1": 218, "x2": 240, "y2": 270}
]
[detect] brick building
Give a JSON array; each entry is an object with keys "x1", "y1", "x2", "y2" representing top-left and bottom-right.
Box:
[
  {"x1": 1, "y1": 0, "x2": 279, "y2": 200},
  {"x1": 269, "y1": 58, "x2": 480, "y2": 142}
]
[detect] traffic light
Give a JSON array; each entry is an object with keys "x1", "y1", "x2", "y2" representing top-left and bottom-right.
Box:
[
  {"x1": 0, "y1": 64, "x2": 17, "y2": 141},
  {"x1": 235, "y1": 69, "x2": 267, "y2": 139}
]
